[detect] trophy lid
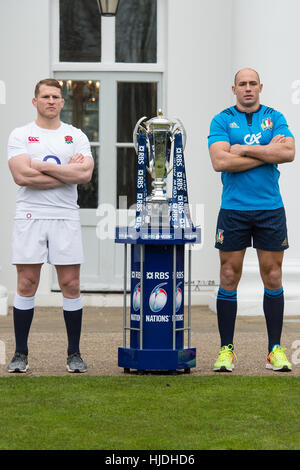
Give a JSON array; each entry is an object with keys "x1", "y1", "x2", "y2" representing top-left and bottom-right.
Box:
[
  {"x1": 133, "y1": 110, "x2": 187, "y2": 153},
  {"x1": 144, "y1": 109, "x2": 176, "y2": 130}
]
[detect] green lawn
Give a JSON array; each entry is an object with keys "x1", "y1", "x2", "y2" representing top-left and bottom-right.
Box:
[{"x1": 0, "y1": 376, "x2": 299, "y2": 450}]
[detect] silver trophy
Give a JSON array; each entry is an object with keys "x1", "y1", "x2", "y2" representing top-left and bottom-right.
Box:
[{"x1": 133, "y1": 109, "x2": 186, "y2": 227}]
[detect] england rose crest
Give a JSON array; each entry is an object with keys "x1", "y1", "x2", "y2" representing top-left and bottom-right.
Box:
[{"x1": 65, "y1": 135, "x2": 73, "y2": 144}]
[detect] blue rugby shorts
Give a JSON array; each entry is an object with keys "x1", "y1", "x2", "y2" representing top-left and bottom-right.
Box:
[{"x1": 214, "y1": 207, "x2": 289, "y2": 251}]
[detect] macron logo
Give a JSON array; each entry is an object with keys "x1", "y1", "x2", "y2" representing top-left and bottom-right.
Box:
[{"x1": 28, "y1": 136, "x2": 40, "y2": 143}]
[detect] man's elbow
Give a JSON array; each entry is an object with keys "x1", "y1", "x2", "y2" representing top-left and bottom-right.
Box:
[
  {"x1": 12, "y1": 174, "x2": 26, "y2": 186},
  {"x1": 288, "y1": 147, "x2": 295, "y2": 162},
  {"x1": 212, "y1": 160, "x2": 225, "y2": 172},
  {"x1": 284, "y1": 146, "x2": 295, "y2": 163},
  {"x1": 285, "y1": 140, "x2": 295, "y2": 162},
  {"x1": 79, "y1": 171, "x2": 93, "y2": 184}
]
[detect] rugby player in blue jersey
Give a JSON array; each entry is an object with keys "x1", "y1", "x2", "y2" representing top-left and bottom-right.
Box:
[{"x1": 208, "y1": 68, "x2": 295, "y2": 372}]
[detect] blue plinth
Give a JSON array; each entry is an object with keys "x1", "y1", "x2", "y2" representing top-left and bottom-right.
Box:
[
  {"x1": 115, "y1": 226, "x2": 200, "y2": 372},
  {"x1": 118, "y1": 348, "x2": 196, "y2": 372}
]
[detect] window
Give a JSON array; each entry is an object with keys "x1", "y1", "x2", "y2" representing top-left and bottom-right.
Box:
[
  {"x1": 53, "y1": 0, "x2": 164, "y2": 289},
  {"x1": 59, "y1": 0, "x2": 157, "y2": 64},
  {"x1": 117, "y1": 81, "x2": 157, "y2": 208},
  {"x1": 56, "y1": 0, "x2": 162, "y2": 208},
  {"x1": 115, "y1": 0, "x2": 157, "y2": 63},
  {"x1": 59, "y1": 0, "x2": 101, "y2": 62},
  {"x1": 59, "y1": 79, "x2": 100, "y2": 208}
]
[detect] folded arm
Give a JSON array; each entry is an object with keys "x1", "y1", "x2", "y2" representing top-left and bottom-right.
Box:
[
  {"x1": 230, "y1": 135, "x2": 295, "y2": 164},
  {"x1": 209, "y1": 141, "x2": 265, "y2": 173},
  {"x1": 31, "y1": 154, "x2": 94, "y2": 184},
  {"x1": 8, "y1": 154, "x2": 64, "y2": 189}
]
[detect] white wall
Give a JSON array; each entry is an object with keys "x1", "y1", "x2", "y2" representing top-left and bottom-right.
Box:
[
  {"x1": 227, "y1": 0, "x2": 300, "y2": 314},
  {"x1": 0, "y1": 0, "x2": 51, "y2": 304},
  {"x1": 1, "y1": 0, "x2": 299, "y2": 312},
  {"x1": 1, "y1": 0, "x2": 233, "y2": 306},
  {"x1": 166, "y1": 0, "x2": 233, "y2": 301}
]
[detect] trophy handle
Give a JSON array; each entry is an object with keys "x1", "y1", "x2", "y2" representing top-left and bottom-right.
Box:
[
  {"x1": 133, "y1": 116, "x2": 148, "y2": 153},
  {"x1": 171, "y1": 118, "x2": 187, "y2": 150}
]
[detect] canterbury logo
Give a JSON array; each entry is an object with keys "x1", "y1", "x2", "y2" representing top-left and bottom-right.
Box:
[
  {"x1": 28, "y1": 136, "x2": 39, "y2": 143},
  {"x1": 244, "y1": 133, "x2": 262, "y2": 145}
]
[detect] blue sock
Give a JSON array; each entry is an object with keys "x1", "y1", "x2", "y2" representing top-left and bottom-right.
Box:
[
  {"x1": 63, "y1": 297, "x2": 83, "y2": 356},
  {"x1": 263, "y1": 287, "x2": 284, "y2": 353},
  {"x1": 13, "y1": 295, "x2": 35, "y2": 355},
  {"x1": 13, "y1": 307, "x2": 34, "y2": 355},
  {"x1": 216, "y1": 287, "x2": 237, "y2": 347}
]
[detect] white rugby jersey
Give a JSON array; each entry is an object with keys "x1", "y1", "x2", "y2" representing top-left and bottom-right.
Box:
[{"x1": 7, "y1": 121, "x2": 93, "y2": 220}]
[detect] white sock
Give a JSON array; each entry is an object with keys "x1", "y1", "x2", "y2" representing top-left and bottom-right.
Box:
[
  {"x1": 14, "y1": 294, "x2": 35, "y2": 310},
  {"x1": 63, "y1": 296, "x2": 82, "y2": 312}
]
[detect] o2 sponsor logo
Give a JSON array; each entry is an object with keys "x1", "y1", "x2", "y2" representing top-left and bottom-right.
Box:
[
  {"x1": 43, "y1": 155, "x2": 61, "y2": 164},
  {"x1": 132, "y1": 283, "x2": 141, "y2": 312},
  {"x1": 149, "y1": 283, "x2": 168, "y2": 313}
]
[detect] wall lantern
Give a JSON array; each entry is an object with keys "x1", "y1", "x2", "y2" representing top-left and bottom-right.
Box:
[{"x1": 96, "y1": 0, "x2": 120, "y2": 16}]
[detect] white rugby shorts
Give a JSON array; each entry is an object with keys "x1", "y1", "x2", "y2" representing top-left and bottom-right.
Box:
[{"x1": 12, "y1": 219, "x2": 85, "y2": 265}]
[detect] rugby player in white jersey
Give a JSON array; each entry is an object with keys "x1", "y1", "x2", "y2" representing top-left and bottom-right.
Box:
[{"x1": 7, "y1": 78, "x2": 94, "y2": 373}]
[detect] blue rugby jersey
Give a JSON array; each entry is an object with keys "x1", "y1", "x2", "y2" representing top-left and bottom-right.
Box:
[{"x1": 208, "y1": 105, "x2": 294, "y2": 210}]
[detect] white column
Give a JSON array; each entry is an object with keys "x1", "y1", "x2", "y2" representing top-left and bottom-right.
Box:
[
  {"x1": 209, "y1": 0, "x2": 300, "y2": 315},
  {"x1": 101, "y1": 16, "x2": 115, "y2": 63}
]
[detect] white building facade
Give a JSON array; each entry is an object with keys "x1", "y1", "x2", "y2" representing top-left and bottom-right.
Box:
[{"x1": 0, "y1": 0, "x2": 299, "y2": 315}]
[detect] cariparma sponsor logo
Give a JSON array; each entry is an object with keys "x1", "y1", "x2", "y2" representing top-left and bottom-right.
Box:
[
  {"x1": 43, "y1": 155, "x2": 61, "y2": 164},
  {"x1": 132, "y1": 283, "x2": 141, "y2": 312},
  {"x1": 149, "y1": 283, "x2": 168, "y2": 313},
  {"x1": 261, "y1": 117, "x2": 273, "y2": 131}
]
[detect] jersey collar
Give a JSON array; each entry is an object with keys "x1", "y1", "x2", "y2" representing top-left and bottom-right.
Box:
[{"x1": 234, "y1": 104, "x2": 262, "y2": 114}]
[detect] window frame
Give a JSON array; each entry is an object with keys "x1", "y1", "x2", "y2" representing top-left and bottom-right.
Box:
[
  {"x1": 51, "y1": 0, "x2": 166, "y2": 208},
  {"x1": 51, "y1": 0, "x2": 166, "y2": 72}
]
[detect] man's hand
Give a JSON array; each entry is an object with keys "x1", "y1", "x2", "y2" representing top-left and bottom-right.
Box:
[
  {"x1": 209, "y1": 141, "x2": 265, "y2": 172},
  {"x1": 69, "y1": 153, "x2": 85, "y2": 164},
  {"x1": 229, "y1": 135, "x2": 291, "y2": 161},
  {"x1": 270, "y1": 134, "x2": 286, "y2": 144},
  {"x1": 31, "y1": 159, "x2": 43, "y2": 171},
  {"x1": 232, "y1": 135, "x2": 295, "y2": 164},
  {"x1": 230, "y1": 144, "x2": 246, "y2": 156},
  {"x1": 8, "y1": 154, "x2": 64, "y2": 188},
  {"x1": 31, "y1": 153, "x2": 85, "y2": 170}
]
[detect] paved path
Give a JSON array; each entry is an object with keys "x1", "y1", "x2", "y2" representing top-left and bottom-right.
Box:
[{"x1": 0, "y1": 306, "x2": 299, "y2": 376}]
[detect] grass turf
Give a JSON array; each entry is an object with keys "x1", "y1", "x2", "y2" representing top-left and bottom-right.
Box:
[{"x1": 0, "y1": 375, "x2": 299, "y2": 450}]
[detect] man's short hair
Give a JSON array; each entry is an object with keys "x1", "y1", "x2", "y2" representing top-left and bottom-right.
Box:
[
  {"x1": 234, "y1": 68, "x2": 260, "y2": 85},
  {"x1": 34, "y1": 78, "x2": 62, "y2": 97}
]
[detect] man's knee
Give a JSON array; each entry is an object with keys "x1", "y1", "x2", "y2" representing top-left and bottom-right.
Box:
[
  {"x1": 18, "y1": 275, "x2": 39, "y2": 297},
  {"x1": 220, "y1": 264, "x2": 242, "y2": 290},
  {"x1": 261, "y1": 266, "x2": 282, "y2": 290},
  {"x1": 59, "y1": 276, "x2": 80, "y2": 298}
]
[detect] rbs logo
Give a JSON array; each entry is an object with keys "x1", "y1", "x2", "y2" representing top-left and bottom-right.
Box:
[{"x1": 146, "y1": 271, "x2": 169, "y2": 280}]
